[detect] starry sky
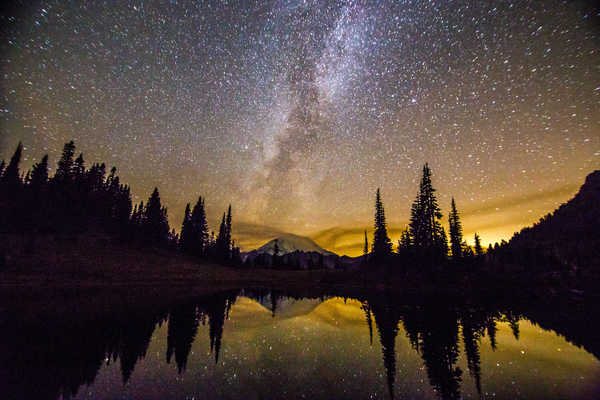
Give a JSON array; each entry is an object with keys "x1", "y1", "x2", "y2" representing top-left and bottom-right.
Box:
[{"x1": 1, "y1": 0, "x2": 598, "y2": 256}]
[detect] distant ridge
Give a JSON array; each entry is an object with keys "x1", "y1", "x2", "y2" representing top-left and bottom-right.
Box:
[{"x1": 253, "y1": 233, "x2": 336, "y2": 256}]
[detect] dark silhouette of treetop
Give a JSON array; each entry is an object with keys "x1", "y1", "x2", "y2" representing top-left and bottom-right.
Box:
[
  {"x1": 30, "y1": 154, "x2": 49, "y2": 190},
  {"x1": 474, "y1": 233, "x2": 483, "y2": 256},
  {"x1": 191, "y1": 197, "x2": 209, "y2": 255},
  {"x1": 143, "y1": 187, "x2": 170, "y2": 246},
  {"x1": 372, "y1": 188, "x2": 392, "y2": 260},
  {"x1": 409, "y1": 163, "x2": 448, "y2": 260},
  {"x1": 180, "y1": 196, "x2": 209, "y2": 257},
  {"x1": 448, "y1": 198, "x2": 463, "y2": 260},
  {"x1": 0, "y1": 141, "x2": 23, "y2": 192},
  {"x1": 180, "y1": 203, "x2": 192, "y2": 252},
  {"x1": 55, "y1": 140, "x2": 76, "y2": 182}
]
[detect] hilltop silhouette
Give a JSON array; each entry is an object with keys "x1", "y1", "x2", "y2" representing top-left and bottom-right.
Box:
[{"x1": 490, "y1": 170, "x2": 600, "y2": 281}]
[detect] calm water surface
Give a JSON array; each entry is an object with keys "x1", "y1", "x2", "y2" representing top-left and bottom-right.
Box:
[{"x1": 2, "y1": 289, "x2": 599, "y2": 399}]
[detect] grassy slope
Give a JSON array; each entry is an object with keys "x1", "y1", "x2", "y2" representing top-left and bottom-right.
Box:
[{"x1": 0, "y1": 232, "x2": 349, "y2": 290}]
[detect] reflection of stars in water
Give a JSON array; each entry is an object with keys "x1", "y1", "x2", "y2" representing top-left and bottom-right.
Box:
[{"x1": 1, "y1": 1, "x2": 598, "y2": 253}]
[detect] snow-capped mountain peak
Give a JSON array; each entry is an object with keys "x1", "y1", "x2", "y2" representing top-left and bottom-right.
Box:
[{"x1": 254, "y1": 233, "x2": 335, "y2": 256}]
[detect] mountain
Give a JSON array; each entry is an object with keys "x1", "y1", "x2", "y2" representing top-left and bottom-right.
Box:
[
  {"x1": 253, "y1": 233, "x2": 337, "y2": 256},
  {"x1": 506, "y1": 170, "x2": 600, "y2": 271}
]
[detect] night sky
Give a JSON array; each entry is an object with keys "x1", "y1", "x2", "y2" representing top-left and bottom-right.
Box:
[{"x1": 1, "y1": 1, "x2": 598, "y2": 255}]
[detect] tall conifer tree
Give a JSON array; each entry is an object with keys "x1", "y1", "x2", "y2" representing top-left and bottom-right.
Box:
[
  {"x1": 143, "y1": 187, "x2": 169, "y2": 246},
  {"x1": 55, "y1": 140, "x2": 76, "y2": 182},
  {"x1": 225, "y1": 205, "x2": 232, "y2": 252},
  {"x1": 0, "y1": 142, "x2": 24, "y2": 230},
  {"x1": 474, "y1": 233, "x2": 483, "y2": 256},
  {"x1": 448, "y1": 197, "x2": 463, "y2": 260},
  {"x1": 216, "y1": 212, "x2": 228, "y2": 260},
  {"x1": 398, "y1": 229, "x2": 411, "y2": 252},
  {"x1": 190, "y1": 196, "x2": 209, "y2": 256},
  {"x1": 74, "y1": 153, "x2": 85, "y2": 177},
  {"x1": 30, "y1": 155, "x2": 49, "y2": 190},
  {"x1": 180, "y1": 203, "x2": 192, "y2": 252},
  {"x1": 372, "y1": 188, "x2": 392, "y2": 259},
  {"x1": 409, "y1": 163, "x2": 446, "y2": 259},
  {"x1": 0, "y1": 142, "x2": 23, "y2": 191}
]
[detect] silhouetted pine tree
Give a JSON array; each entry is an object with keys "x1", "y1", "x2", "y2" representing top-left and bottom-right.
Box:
[
  {"x1": 131, "y1": 200, "x2": 144, "y2": 238},
  {"x1": 448, "y1": 198, "x2": 463, "y2": 261},
  {"x1": 362, "y1": 230, "x2": 369, "y2": 265},
  {"x1": 50, "y1": 141, "x2": 79, "y2": 230},
  {"x1": 112, "y1": 183, "x2": 132, "y2": 235},
  {"x1": 74, "y1": 153, "x2": 85, "y2": 177},
  {"x1": 30, "y1": 155, "x2": 49, "y2": 190},
  {"x1": 0, "y1": 142, "x2": 24, "y2": 231},
  {"x1": 0, "y1": 142, "x2": 23, "y2": 194},
  {"x1": 23, "y1": 155, "x2": 50, "y2": 230},
  {"x1": 215, "y1": 212, "x2": 228, "y2": 260},
  {"x1": 231, "y1": 240, "x2": 242, "y2": 266},
  {"x1": 190, "y1": 197, "x2": 209, "y2": 256},
  {"x1": 55, "y1": 140, "x2": 76, "y2": 183},
  {"x1": 72, "y1": 153, "x2": 87, "y2": 223},
  {"x1": 438, "y1": 226, "x2": 449, "y2": 258},
  {"x1": 225, "y1": 205, "x2": 232, "y2": 251},
  {"x1": 474, "y1": 233, "x2": 483, "y2": 256},
  {"x1": 398, "y1": 229, "x2": 411, "y2": 253},
  {"x1": 180, "y1": 203, "x2": 192, "y2": 253},
  {"x1": 142, "y1": 188, "x2": 170, "y2": 247},
  {"x1": 372, "y1": 188, "x2": 392, "y2": 260},
  {"x1": 409, "y1": 164, "x2": 447, "y2": 261}
]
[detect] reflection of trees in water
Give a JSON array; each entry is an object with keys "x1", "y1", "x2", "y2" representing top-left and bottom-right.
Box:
[
  {"x1": 119, "y1": 313, "x2": 165, "y2": 384},
  {"x1": 363, "y1": 295, "x2": 526, "y2": 400},
  {"x1": 361, "y1": 302, "x2": 374, "y2": 345},
  {"x1": 166, "y1": 303, "x2": 200, "y2": 373},
  {"x1": 0, "y1": 291, "x2": 239, "y2": 400},
  {"x1": 0, "y1": 308, "x2": 166, "y2": 400},
  {"x1": 367, "y1": 297, "x2": 402, "y2": 400},
  {"x1": 165, "y1": 291, "x2": 239, "y2": 372},
  {"x1": 2, "y1": 289, "x2": 598, "y2": 400},
  {"x1": 459, "y1": 310, "x2": 492, "y2": 397},
  {"x1": 206, "y1": 292, "x2": 237, "y2": 364},
  {"x1": 167, "y1": 291, "x2": 239, "y2": 369},
  {"x1": 245, "y1": 288, "x2": 598, "y2": 400},
  {"x1": 398, "y1": 303, "x2": 462, "y2": 400}
]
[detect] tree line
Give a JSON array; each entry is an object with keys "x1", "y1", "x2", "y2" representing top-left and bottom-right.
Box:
[
  {"x1": 367, "y1": 163, "x2": 485, "y2": 266},
  {"x1": 0, "y1": 140, "x2": 239, "y2": 264},
  {"x1": 364, "y1": 162, "x2": 597, "y2": 288}
]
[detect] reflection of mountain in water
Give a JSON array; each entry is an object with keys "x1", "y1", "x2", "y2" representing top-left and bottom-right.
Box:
[{"x1": 243, "y1": 288, "x2": 325, "y2": 319}]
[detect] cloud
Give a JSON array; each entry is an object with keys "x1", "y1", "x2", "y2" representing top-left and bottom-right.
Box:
[{"x1": 233, "y1": 221, "x2": 287, "y2": 251}]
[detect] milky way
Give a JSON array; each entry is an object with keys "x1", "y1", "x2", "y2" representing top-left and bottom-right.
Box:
[{"x1": 1, "y1": 1, "x2": 598, "y2": 255}]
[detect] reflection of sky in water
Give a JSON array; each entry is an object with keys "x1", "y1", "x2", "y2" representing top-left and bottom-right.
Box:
[{"x1": 80, "y1": 297, "x2": 600, "y2": 399}]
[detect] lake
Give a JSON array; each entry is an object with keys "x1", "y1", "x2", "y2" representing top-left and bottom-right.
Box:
[{"x1": 2, "y1": 288, "x2": 599, "y2": 399}]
